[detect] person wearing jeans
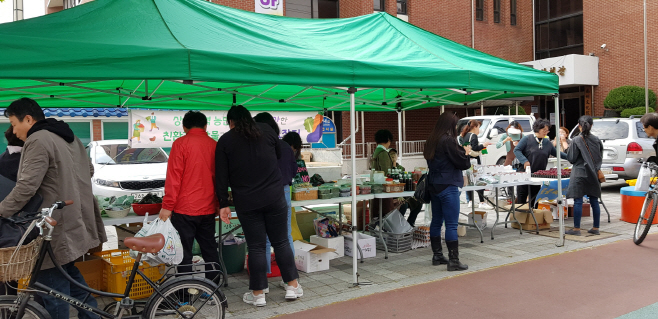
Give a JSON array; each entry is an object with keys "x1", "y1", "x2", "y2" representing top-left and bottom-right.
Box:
[
  {"x1": 254, "y1": 112, "x2": 298, "y2": 275},
  {"x1": 566, "y1": 116, "x2": 603, "y2": 236},
  {"x1": 36, "y1": 262, "x2": 99, "y2": 319},
  {"x1": 216, "y1": 106, "x2": 301, "y2": 307},
  {"x1": 424, "y1": 113, "x2": 472, "y2": 271}
]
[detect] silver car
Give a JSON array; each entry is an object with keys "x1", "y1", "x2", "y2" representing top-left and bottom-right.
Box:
[{"x1": 569, "y1": 117, "x2": 655, "y2": 180}]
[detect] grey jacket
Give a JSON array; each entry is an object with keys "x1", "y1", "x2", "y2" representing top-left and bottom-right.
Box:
[
  {"x1": 0, "y1": 130, "x2": 107, "y2": 269},
  {"x1": 566, "y1": 134, "x2": 603, "y2": 199}
]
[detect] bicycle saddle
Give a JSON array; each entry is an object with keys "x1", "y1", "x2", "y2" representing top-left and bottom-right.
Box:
[{"x1": 124, "y1": 234, "x2": 165, "y2": 253}]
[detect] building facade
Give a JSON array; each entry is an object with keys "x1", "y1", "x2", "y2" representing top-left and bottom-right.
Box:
[{"x1": 41, "y1": 0, "x2": 657, "y2": 145}]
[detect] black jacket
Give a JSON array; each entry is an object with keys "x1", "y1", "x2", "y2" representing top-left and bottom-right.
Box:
[
  {"x1": 0, "y1": 150, "x2": 21, "y2": 182},
  {"x1": 428, "y1": 135, "x2": 471, "y2": 192}
]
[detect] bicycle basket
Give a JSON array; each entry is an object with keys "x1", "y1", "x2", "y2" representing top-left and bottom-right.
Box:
[{"x1": 0, "y1": 236, "x2": 42, "y2": 282}]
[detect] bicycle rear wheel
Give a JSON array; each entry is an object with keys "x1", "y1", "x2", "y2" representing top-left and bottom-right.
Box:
[
  {"x1": 634, "y1": 192, "x2": 657, "y2": 245},
  {"x1": 0, "y1": 296, "x2": 51, "y2": 319},
  {"x1": 143, "y1": 277, "x2": 226, "y2": 319}
]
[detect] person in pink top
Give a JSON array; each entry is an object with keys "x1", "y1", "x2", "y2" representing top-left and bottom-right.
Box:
[{"x1": 159, "y1": 111, "x2": 220, "y2": 283}]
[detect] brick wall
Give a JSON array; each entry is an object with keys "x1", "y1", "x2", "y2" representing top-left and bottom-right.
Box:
[
  {"x1": 584, "y1": 0, "x2": 658, "y2": 116},
  {"x1": 92, "y1": 119, "x2": 102, "y2": 141},
  {"x1": 209, "y1": 0, "x2": 256, "y2": 12},
  {"x1": 338, "y1": 0, "x2": 373, "y2": 18}
]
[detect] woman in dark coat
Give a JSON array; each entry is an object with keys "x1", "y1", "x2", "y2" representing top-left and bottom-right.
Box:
[
  {"x1": 565, "y1": 115, "x2": 603, "y2": 236},
  {"x1": 425, "y1": 113, "x2": 472, "y2": 271}
]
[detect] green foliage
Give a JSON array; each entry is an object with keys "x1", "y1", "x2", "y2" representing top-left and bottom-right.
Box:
[
  {"x1": 485, "y1": 105, "x2": 527, "y2": 116},
  {"x1": 620, "y1": 106, "x2": 656, "y2": 118},
  {"x1": 604, "y1": 86, "x2": 657, "y2": 111}
]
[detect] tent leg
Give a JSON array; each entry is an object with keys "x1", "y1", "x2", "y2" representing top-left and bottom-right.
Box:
[
  {"x1": 554, "y1": 94, "x2": 565, "y2": 247},
  {"x1": 480, "y1": 101, "x2": 484, "y2": 116},
  {"x1": 348, "y1": 87, "x2": 371, "y2": 287},
  {"x1": 398, "y1": 111, "x2": 403, "y2": 164},
  {"x1": 441, "y1": 105, "x2": 445, "y2": 114}
]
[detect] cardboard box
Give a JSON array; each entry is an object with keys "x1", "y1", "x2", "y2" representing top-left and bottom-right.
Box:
[
  {"x1": 75, "y1": 257, "x2": 105, "y2": 291},
  {"x1": 293, "y1": 241, "x2": 336, "y2": 273},
  {"x1": 343, "y1": 232, "x2": 376, "y2": 258},
  {"x1": 301, "y1": 152, "x2": 313, "y2": 162},
  {"x1": 310, "y1": 235, "x2": 344, "y2": 259},
  {"x1": 468, "y1": 211, "x2": 488, "y2": 228},
  {"x1": 538, "y1": 202, "x2": 568, "y2": 220},
  {"x1": 509, "y1": 209, "x2": 553, "y2": 230},
  {"x1": 568, "y1": 203, "x2": 591, "y2": 217}
]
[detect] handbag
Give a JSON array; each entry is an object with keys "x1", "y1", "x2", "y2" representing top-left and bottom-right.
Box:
[
  {"x1": 414, "y1": 172, "x2": 431, "y2": 204},
  {"x1": 466, "y1": 134, "x2": 482, "y2": 158},
  {"x1": 582, "y1": 136, "x2": 606, "y2": 183}
]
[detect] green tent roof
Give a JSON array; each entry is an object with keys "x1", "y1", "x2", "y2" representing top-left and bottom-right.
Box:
[{"x1": 0, "y1": 0, "x2": 558, "y2": 111}]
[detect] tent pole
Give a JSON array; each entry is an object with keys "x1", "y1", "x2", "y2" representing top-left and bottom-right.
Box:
[
  {"x1": 361, "y1": 111, "x2": 365, "y2": 147},
  {"x1": 516, "y1": 101, "x2": 519, "y2": 115},
  {"x1": 480, "y1": 101, "x2": 484, "y2": 116},
  {"x1": 398, "y1": 110, "x2": 403, "y2": 163},
  {"x1": 348, "y1": 87, "x2": 359, "y2": 285},
  {"x1": 554, "y1": 94, "x2": 565, "y2": 247},
  {"x1": 441, "y1": 105, "x2": 445, "y2": 114}
]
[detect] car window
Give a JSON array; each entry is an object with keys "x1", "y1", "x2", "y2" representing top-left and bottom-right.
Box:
[
  {"x1": 590, "y1": 121, "x2": 629, "y2": 140},
  {"x1": 517, "y1": 120, "x2": 532, "y2": 132},
  {"x1": 636, "y1": 121, "x2": 648, "y2": 138},
  {"x1": 493, "y1": 120, "x2": 508, "y2": 134},
  {"x1": 96, "y1": 144, "x2": 168, "y2": 164},
  {"x1": 456, "y1": 119, "x2": 490, "y2": 138}
]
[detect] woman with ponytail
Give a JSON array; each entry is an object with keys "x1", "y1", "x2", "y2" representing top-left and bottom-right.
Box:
[
  {"x1": 216, "y1": 105, "x2": 302, "y2": 307},
  {"x1": 460, "y1": 119, "x2": 492, "y2": 209},
  {"x1": 565, "y1": 115, "x2": 603, "y2": 236}
]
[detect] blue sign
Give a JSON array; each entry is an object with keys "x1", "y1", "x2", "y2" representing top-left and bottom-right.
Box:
[
  {"x1": 536, "y1": 179, "x2": 570, "y2": 201},
  {"x1": 312, "y1": 117, "x2": 337, "y2": 149}
]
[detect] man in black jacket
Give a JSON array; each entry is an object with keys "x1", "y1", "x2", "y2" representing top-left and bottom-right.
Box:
[
  {"x1": 0, "y1": 127, "x2": 24, "y2": 182},
  {"x1": 641, "y1": 113, "x2": 658, "y2": 163}
]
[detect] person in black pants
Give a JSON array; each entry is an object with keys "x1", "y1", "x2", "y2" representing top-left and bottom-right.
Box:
[
  {"x1": 513, "y1": 118, "x2": 567, "y2": 206},
  {"x1": 460, "y1": 119, "x2": 493, "y2": 210},
  {"x1": 0, "y1": 127, "x2": 24, "y2": 182},
  {"x1": 216, "y1": 106, "x2": 301, "y2": 307}
]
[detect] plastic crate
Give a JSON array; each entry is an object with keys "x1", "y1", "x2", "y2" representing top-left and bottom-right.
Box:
[
  {"x1": 370, "y1": 231, "x2": 413, "y2": 253},
  {"x1": 384, "y1": 183, "x2": 405, "y2": 193},
  {"x1": 93, "y1": 250, "x2": 165, "y2": 300},
  {"x1": 292, "y1": 187, "x2": 318, "y2": 201}
]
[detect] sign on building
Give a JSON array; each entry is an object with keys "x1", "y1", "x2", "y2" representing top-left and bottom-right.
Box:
[{"x1": 255, "y1": 0, "x2": 284, "y2": 16}]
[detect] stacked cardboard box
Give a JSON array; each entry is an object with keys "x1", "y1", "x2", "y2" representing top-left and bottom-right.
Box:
[{"x1": 510, "y1": 209, "x2": 553, "y2": 230}]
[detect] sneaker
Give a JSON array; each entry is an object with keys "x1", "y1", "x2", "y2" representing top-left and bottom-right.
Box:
[
  {"x1": 478, "y1": 202, "x2": 493, "y2": 210},
  {"x1": 263, "y1": 287, "x2": 269, "y2": 294},
  {"x1": 284, "y1": 283, "x2": 303, "y2": 300},
  {"x1": 243, "y1": 292, "x2": 266, "y2": 307},
  {"x1": 588, "y1": 228, "x2": 600, "y2": 235},
  {"x1": 565, "y1": 229, "x2": 581, "y2": 236},
  {"x1": 460, "y1": 199, "x2": 468, "y2": 204},
  {"x1": 466, "y1": 201, "x2": 473, "y2": 208}
]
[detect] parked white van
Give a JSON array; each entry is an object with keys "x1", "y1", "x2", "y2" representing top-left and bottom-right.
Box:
[{"x1": 456, "y1": 115, "x2": 536, "y2": 166}]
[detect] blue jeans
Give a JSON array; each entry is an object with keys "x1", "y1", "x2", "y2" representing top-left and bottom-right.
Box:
[
  {"x1": 430, "y1": 185, "x2": 460, "y2": 241},
  {"x1": 573, "y1": 197, "x2": 601, "y2": 229},
  {"x1": 265, "y1": 186, "x2": 294, "y2": 273},
  {"x1": 36, "y1": 261, "x2": 99, "y2": 319}
]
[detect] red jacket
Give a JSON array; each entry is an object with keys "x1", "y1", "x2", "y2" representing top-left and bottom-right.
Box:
[{"x1": 162, "y1": 128, "x2": 218, "y2": 216}]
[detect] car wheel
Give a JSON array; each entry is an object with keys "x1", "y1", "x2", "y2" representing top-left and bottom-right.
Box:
[
  {"x1": 647, "y1": 156, "x2": 656, "y2": 164},
  {"x1": 496, "y1": 157, "x2": 506, "y2": 165}
]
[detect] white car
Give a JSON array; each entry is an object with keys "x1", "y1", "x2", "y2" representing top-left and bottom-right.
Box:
[{"x1": 87, "y1": 140, "x2": 168, "y2": 200}]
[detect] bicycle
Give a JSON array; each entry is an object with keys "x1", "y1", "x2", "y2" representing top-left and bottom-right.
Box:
[
  {"x1": 0, "y1": 200, "x2": 227, "y2": 319},
  {"x1": 633, "y1": 162, "x2": 658, "y2": 245}
]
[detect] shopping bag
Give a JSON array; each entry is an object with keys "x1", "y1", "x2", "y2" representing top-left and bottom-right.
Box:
[
  {"x1": 636, "y1": 163, "x2": 652, "y2": 192},
  {"x1": 382, "y1": 209, "x2": 414, "y2": 234},
  {"x1": 130, "y1": 215, "x2": 184, "y2": 265}
]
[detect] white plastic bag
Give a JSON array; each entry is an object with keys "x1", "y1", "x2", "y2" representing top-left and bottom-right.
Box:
[
  {"x1": 129, "y1": 215, "x2": 184, "y2": 265},
  {"x1": 636, "y1": 163, "x2": 652, "y2": 192}
]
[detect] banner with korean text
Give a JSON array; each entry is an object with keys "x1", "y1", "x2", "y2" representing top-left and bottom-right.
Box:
[{"x1": 128, "y1": 109, "x2": 323, "y2": 148}]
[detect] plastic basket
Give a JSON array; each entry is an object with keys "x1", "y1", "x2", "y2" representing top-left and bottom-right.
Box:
[
  {"x1": 370, "y1": 230, "x2": 413, "y2": 253},
  {"x1": 93, "y1": 250, "x2": 165, "y2": 300},
  {"x1": 384, "y1": 183, "x2": 405, "y2": 193},
  {"x1": 292, "y1": 187, "x2": 318, "y2": 201},
  {"x1": 0, "y1": 237, "x2": 42, "y2": 282}
]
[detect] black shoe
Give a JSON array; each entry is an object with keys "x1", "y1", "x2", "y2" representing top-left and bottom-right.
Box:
[
  {"x1": 587, "y1": 228, "x2": 600, "y2": 235},
  {"x1": 446, "y1": 240, "x2": 468, "y2": 271},
  {"x1": 565, "y1": 229, "x2": 581, "y2": 236},
  {"x1": 430, "y1": 237, "x2": 448, "y2": 265}
]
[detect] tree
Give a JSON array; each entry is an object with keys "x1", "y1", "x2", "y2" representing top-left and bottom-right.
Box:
[{"x1": 604, "y1": 86, "x2": 657, "y2": 112}]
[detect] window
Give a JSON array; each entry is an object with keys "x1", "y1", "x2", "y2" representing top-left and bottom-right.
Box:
[
  {"x1": 636, "y1": 122, "x2": 649, "y2": 138},
  {"x1": 534, "y1": 0, "x2": 583, "y2": 59},
  {"x1": 493, "y1": 0, "x2": 501, "y2": 23},
  {"x1": 397, "y1": 0, "x2": 407, "y2": 15},
  {"x1": 510, "y1": 0, "x2": 517, "y2": 25},
  {"x1": 589, "y1": 121, "x2": 629, "y2": 140},
  {"x1": 67, "y1": 122, "x2": 91, "y2": 146},
  {"x1": 102, "y1": 122, "x2": 129, "y2": 140},
  {"x1": 374, "y1": 0, "x2": 384, "y2": 11},
  {"x1": 476, "y1": 0, "x2": 484, "y2": 21}
]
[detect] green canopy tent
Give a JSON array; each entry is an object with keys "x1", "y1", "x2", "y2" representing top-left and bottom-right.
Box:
[{"x1": 0, "y1": 0, "x2": 566, "y2": 283}]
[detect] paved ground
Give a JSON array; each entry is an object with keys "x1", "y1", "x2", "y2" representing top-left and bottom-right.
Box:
[{"x1": 88, "y1": 180, "x2": 651, "y2": 318}]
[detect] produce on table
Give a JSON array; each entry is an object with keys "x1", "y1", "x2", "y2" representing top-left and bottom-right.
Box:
[
  {"x1": 137, "y1": 193, "x2": 163, "y2": 204},
  {"x1": 532, "y1": 168, "x2": 571, "y2": 178},
  {"x1": 96, "y1": 195, "x2": 134, "y2": 215}
]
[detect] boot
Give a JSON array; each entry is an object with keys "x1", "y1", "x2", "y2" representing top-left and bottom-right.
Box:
[
  {"x1": 430, "y1": 237, "x2": 448, "y2": 265},
  {"x1": 446, "y1": 240, "x2": 468, "y2": 271}
]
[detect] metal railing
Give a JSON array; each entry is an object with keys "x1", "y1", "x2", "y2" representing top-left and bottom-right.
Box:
[
  {"x1": 398, "y1": 140, "x2": 425, "y2": 156},
  {"x1": 336, "y1": 140, "x2": 426, "y2": 159}
]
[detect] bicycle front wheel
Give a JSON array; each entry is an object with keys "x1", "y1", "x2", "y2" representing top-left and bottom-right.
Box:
[
  {"x1": 0, "y1": 296, "x2": 51, "y2": 319},
  {"x1": 634, "y1": 192, "x2": 657, "y2": 245},
  {"x1": 143, "y1": 277, "x2": 226, "y2": 319}
]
